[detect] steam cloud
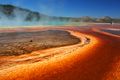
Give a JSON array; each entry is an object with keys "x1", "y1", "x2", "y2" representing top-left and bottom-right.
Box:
[{"x1": 0, "y1": 4, "x2": 68, "y2": 27}]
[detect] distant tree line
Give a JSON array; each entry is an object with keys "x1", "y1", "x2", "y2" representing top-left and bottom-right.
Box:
[
  {"x1": 54, "y1": 16, "x2": 120, "y2": 23},
  {"x1": 61, "y1": 16, "x2": 120, "y2": 23}
]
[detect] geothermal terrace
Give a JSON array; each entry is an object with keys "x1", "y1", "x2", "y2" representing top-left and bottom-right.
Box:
[
  {"x1": 0, "y1": 25, "x2": 120, "y2": 80},
  {"x1": 0, "y1": 30, "x2": 80, "y2": 56}
]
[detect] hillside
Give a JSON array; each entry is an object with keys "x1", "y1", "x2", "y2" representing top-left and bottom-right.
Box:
[{"x1": 0, "y1": 4, "x2": 120, "y2": 24}]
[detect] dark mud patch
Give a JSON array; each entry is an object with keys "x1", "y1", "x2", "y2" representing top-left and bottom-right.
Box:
[{"x1": 0, "y1": 30, "x2": 80, "y2": 56}]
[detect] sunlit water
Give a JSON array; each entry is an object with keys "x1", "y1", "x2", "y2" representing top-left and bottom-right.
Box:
[
  {"x1": 0, "y1": 20, "x2": 89, "y2": 29},
  {"x1": 102, "y1": 29, "x2": 120, "y2": 36},
  {"x1": 0, "y1": 20, "x2": 70, "y2": 28}
]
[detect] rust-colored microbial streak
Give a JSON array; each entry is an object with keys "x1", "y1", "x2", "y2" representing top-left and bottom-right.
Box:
[{"x1": 0, "y1": 25, "x2": 120, "y2": 80}]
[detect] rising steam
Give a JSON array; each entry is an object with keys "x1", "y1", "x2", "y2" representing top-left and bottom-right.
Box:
[{"x1": 0, "y1": 4, "x2": 69, "y2": 27}]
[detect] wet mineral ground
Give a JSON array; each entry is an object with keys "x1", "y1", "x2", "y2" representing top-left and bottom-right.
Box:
[{"x1": 0, "y1": 30, "x2": 80, "y2": 56}]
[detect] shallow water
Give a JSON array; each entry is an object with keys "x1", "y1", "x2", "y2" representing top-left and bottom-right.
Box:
[
  {"x1": 0, "y1": 21, "x2": 69, "y2": 28},
  {"x1": 102, "y1": 29, "x2": 120, "y2": 36},
  {"x1": 0, "y1": 21, "x2": 88, "y2": 29}
]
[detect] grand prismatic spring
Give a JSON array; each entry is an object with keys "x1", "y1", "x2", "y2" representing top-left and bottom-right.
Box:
[{"x1": 0, "y1": 1, "x2": 120, "y2": 80}]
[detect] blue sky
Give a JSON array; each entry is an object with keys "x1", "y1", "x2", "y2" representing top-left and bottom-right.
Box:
[{"x1": 0, "y1": 0, "x2": 120, "y2": 18}]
